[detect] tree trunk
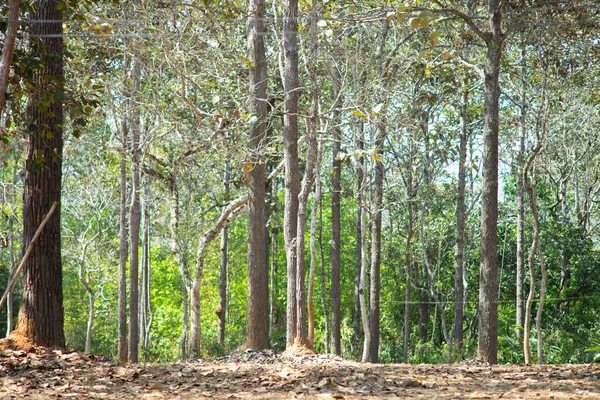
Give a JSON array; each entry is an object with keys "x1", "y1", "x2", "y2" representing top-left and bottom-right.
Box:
[
  {"x1": 368, "y1": 121, "x2": 384, "y2": 363},
  {"x1": 128, "y1": 60, "x2": 141, "y2": 363},
  {"x1": 283, "y1": 0, "x2": 300, "y2": 349},
  {"x1": 330, "y1": 66, "x2": 343, "y2": 357},
  {"x1": 453, "y1": 87, "x2": 469, "y2": 352},
  {"x1": 0, "y1": 0, "x2": 20, "y2": 113},
  {"x1": 306, "y1": 0, "x2": 320, "y2": 347},
  {"x1": 477, "y1": 0, "x2": 503, "y2": 364},
  {"x1": 78, "y1": 236, "x2": 97, "y2": 354},
  {"x1": 359, "y1": 160, "x2": 370, "y2": 362},
  {"x1": 319, "y1": 195, "x2": 330, "y2": 353},
  {"x1": 403, "y1": 148, "x2": 415, "y2": 363},
  {"x1": 217, "y1": 161, "x2": 229, "y2": 348},
  {"x1": 118, "y1": 114, "x2": 129, "y2": 363},
  {"x1": 515, "y1": 33, "x2": 526, "y2": 345},
  {"x1": 140, "y1": 174, "x2": 152, "y2": 351},
  {"x1": 12, "y1": 0, "x2": 65, "y2": 348},
  {"x1": 246, "y1": 0, "x2": 269, "y2": 350},
  {"x1": 353, "y1": 129, "x2": 365, "y2": 359},
  {"x1": 190, "y1": 195, "x2": 248, "y2": 357}
]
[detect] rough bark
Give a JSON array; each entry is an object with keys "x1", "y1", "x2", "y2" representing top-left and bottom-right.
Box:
[
  {"x1": 12, "y1": 0, "x2": 65, "y2": 348},
  {"x1": 477, "y1": 0, "x2": 503, "y2": 364},
  {"x1": 330, "y1": 68, "x2": 343, "y2": 356},
  {"x1": 246, "y1": 0, "x2": 269, "y2": 350},
  {"x1": 283, "y1": 0, "x2": 300, "y2": 349},
  {"x1": 0, "y1": 0, "x2": 20, "y2": 113},
  {"x1": 353, "y1": 130, "x2": 365, "y2": 359},
  {"x1": 452, "y1": 87, "x2": 469, "y2": 352}
]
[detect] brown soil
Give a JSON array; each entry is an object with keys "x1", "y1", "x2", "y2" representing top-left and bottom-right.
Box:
[{"x1": 0, "y1": 346, "x2": 598, "y2": 399}]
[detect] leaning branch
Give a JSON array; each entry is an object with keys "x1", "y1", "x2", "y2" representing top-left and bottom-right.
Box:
[{"x1": 0, "y1": 201, "x2": 59, "y2": 314}]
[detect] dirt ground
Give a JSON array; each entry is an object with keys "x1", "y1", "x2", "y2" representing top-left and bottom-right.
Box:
[{"x1": 0, "y1": 346, "x2": 598, "y2": 399}]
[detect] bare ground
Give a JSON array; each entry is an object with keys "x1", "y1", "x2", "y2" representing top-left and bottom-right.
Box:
[{"x1": 0, "y1": 346, "x2": 598, "y2": 399}]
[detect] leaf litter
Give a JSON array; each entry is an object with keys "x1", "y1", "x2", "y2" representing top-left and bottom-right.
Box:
[{"x1": 0, "y1": 346, "x2": 598, "y2": 399}]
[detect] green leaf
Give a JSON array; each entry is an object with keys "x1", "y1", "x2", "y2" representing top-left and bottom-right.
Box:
[{"x1": 54, "y1": 91, "x2": 66, "y2": 101}]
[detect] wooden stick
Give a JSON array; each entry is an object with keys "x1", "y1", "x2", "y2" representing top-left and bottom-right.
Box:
[{"x1": 0, "y1": 201, "x2": 59, "y2": 314}]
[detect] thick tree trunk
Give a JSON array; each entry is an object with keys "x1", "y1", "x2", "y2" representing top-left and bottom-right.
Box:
[
  {"x1": 330, "y1": 63, "x2": 343, "y2": 357},
  {"x1": 283, "y1": 0, "x2": 300, "y2": 349},
  {"x1": 246, "y1": 0, "x2": 269, "y2": 350},
  {"x1": 218, "y1": 162, "x2": 229, "y2": 348},
  {"x1": 453, "y1": 88, "x2": 469, "y2": 352},
  {"x1": 128, "y1": 60, "x2": 141, "y2": 363},
  {"x1": 477, "y1": 0, "x2": 503, "y2": 364},
  {"x1": 0, "y1": 0, "x2": 20, "y2": 113},
  {"x1": 12, "y1": 0, "x2": 65, "y2": 348}
]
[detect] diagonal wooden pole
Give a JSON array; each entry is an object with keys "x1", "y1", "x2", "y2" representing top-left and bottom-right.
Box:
[{"x1": 0, "y1": 201, "x2": 59, "y2": 314}]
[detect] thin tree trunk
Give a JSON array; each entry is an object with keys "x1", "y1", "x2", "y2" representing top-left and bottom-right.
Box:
[
  {"x1": 453, "y1": 87, "x2": 468, "y2": 352},
  {"x1": 246, "y1": 0, "x2": 269, "y2": 350},
  {"x1": 515, "y1": 32, "x2": 526, "y2": 345},
  {"x1": 118, "y1": 115, "x2": 129, "y2": 364},
  {"x1": 319, "y1": 195, "x2": 329, "y2": 353},
  {"x1": 359, "y1": 160, "x2": 370, "y2": 362},
  {"x1": 307, "y1": 0, "x2": 319, "y2": 346},
  {"x1": 477, "y1": 0, "x2": 503, "y2": 364},
  {"x1": 403, "y1": 152, "x2": 414, "y2": 363},
  {"x1": 140, "y1": 174, "x2": 151, "y2": 351},
  {"x1": 217, "y1": 161, "x2": 230, "y2": 348},
  {"x1": 12, "y1": 0, "x2": 65, "y2": 348},
  {"x1": 0, "y1": 0, "x2": 20, "y2": 114},
  {"x1": 78, "y1": 234, "x2": 99, "y2": 354},
  {"x1": 367, "y1": 19, "x2": 389, "y2": 364},
  {"x1": 283, "y1": 0, "x2": 300, "y2": 349},
  {"x1": 353, "y1": 129, "x2": 365, "y2": 359},
  {"x1": 330, "y1": 66, "x2": 343, "y2": 357},
  {"x1": 128, "y1": 60, "x2": 141, "y2": 363},
  {"x1": 190, "y1": 195, "x2": 249, "y2": 357}
]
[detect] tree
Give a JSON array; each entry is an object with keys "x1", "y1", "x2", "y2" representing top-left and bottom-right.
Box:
[
  {"x1": 10, "y1": 0, "x2": 65, "y2": 348},
  {"x1": 246, "y1": 0, "x2": 269, "y2": 350},
  {"x1": 282, "y1": 0, "x2": 301, "y2": 349},
  {"x1": 0, "y1": 0, "x2": 20, "y2": 113}
]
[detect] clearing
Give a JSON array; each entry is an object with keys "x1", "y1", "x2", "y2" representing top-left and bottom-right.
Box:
[{"x1": 0, "y1": 347, "x2": 598, "y2": 399}]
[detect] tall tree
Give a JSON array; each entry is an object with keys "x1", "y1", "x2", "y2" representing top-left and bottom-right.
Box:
[
  {"x1": 283, "y1": 0, "x2": 300, "y2": 349},
  {"x1": 11, "y1": 0, "x2": 65, "y2": 348},
  {"x1": 246, "y1": 0, "x2": 269, "y2": 350},
  {"x1": 330, "y1": 68, "x2": 342, "y2": 356}
]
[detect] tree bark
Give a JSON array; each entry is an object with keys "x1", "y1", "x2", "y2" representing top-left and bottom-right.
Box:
[
  {"x1": 283, "y1": 0, "x2": 300, "y2": 349},
  {"x1": 12, "y1": 0, "x2": 65, "y2": 348},
  {"x1": 359, "y1": 159, "x2": 370, "y2": 362},
  {"x1": 453, "y1": 87, "x2": 469, "y2": 353},
  {"x1": 218, "y1": 161, "x2": 229, "y2": 348},
  {"x1": 118, "y1": 113, "x2": 129, "y2": 364},
  {"x1": 403, "y1": 146, "x2": 415, "y2": 363},
  {"x1": 515, "y1": 32, "x2": 526, "y2": 345},
  {"x1": 477, "y1": 0, "x2": 503, "y2": 364},
  {"x1": 0, "y1": 0, "x2": 20, "y2": 114},
  {"x1": 128, "y1": 60, "x2": 141, "y2": 363},
  {"x1": 330, "y1": 61, "x2": 343, "y2": 357},
  {"x1": 246, "y1": 0, "x2": 269, "y2": 350}
]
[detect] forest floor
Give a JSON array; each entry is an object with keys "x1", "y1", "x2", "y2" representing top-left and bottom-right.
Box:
[{"x1": 0, "y1": 345, "x2": 598, "y2": 399}]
